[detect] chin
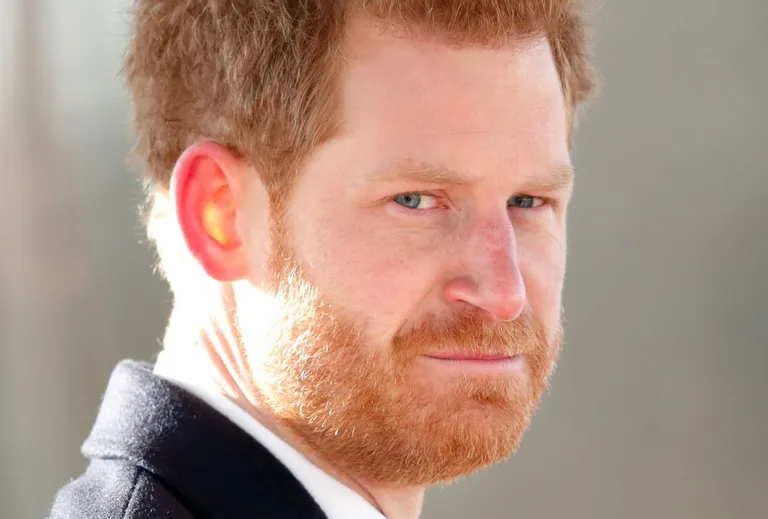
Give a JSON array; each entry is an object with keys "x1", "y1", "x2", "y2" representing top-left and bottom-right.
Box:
[
  {"x1": 380, "y1": 378, "x2": 537, "y2": 485},
  {"x1": 394, "y1": 410, "x2": 531, "y2": 486}
]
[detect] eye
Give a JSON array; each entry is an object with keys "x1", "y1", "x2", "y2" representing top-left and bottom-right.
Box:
[
  {"x1": 393, "y1": 193, "x2": 440, "y2": 210},
  {"x1": 508, "y1": 195, "x2": 545, "y2": 209}
]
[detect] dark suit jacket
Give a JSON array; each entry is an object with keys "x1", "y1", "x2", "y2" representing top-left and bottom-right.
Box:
[{"x1": 49, "y1": 360, "x2": 328, "y2": 519}]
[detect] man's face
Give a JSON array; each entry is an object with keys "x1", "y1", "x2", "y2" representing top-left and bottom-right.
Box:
[{"x1": 237, "y1": 20, "x2": 571, "y2": 486}]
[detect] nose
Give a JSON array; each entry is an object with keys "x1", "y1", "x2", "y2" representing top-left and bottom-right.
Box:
[{"x1": 443, "y1": 220, "x2": 526, "y2": 322}]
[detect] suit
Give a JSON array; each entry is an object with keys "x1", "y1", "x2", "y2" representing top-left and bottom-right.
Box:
[{"x1": 49, "y1": 360, "x2": 328, "y2": 519}]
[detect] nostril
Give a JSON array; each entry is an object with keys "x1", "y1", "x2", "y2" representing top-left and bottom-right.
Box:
[
  {"x1": 485, "y1": 298, "x2": 525, "y2": 322},
  {"x1": 443, "y1": 275, "x2": 525, "y2": 322}
]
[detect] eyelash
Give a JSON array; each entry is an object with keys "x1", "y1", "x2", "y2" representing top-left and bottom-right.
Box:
[
  {"x1": 391, "y1": 192, "x2": 551, "y2": 212},
  {"x1": 508, "y1": 195, "x2": 548, "y2": 209}
]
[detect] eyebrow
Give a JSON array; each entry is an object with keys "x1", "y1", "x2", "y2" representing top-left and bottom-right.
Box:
[
  {"x1": 525, "y1": 164, "x2": 575, "y2": 192},
  {"x1": 368, "y1": 158, "x2": 575, "y2": 192},
  {"x1": 369, "y1": 159, "x2": 470, "y2": 185}
]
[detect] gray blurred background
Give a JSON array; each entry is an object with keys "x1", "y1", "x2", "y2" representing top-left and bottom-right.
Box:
[{"x1": 1, "y1": 0, "x2": 766, "y2": 517}]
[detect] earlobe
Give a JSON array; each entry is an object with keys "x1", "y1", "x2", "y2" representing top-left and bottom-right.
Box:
[{"x1": 171, "y1": 141, "x2": 249, "y2": 283}]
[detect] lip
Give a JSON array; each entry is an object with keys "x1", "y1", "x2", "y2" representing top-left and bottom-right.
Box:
[
  {"x1": 425, "y1": 353, "x2": 516, "y2": 362},
  {"x1": 420, "y1": 354, "x2": 525, "y2": 376}
]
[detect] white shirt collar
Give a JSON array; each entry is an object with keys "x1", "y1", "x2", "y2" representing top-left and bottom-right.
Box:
[{"x1": 154, "y1": 351, "x2": 386, "y2": 519}]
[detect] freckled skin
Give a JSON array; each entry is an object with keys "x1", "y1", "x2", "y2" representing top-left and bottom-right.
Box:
[
  {"x1": 285, "y1": 27, "x2": 570, "y2": 345},
  {"x1": 231, "y1": 17, "x2": 572, "y2": 489}
]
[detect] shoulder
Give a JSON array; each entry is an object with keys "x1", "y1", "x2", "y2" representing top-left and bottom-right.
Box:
[{"x1": 49, "y1": 459, "x2": 195, "y2": 519}]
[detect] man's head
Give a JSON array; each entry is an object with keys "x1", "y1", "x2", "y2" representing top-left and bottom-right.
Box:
[{"x1": 126, "y1": 0, "x2": 594, "y2": 486}]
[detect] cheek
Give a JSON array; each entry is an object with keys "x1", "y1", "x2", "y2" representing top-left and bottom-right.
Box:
[
  {"x1": 293, "y1": 214, "x2": 437, "y2": 335},
  {"x1": 519, "y1": 230, "x2": 566, "y2": 332}
]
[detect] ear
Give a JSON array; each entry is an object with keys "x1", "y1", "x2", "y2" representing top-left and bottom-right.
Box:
[{"x1": 171, "y1": 141, "x2": 250, "y2": 283}]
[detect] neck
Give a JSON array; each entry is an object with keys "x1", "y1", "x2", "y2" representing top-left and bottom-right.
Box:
[{"x1": 158, "y1": 289, "x2": 425, "y2": 519}]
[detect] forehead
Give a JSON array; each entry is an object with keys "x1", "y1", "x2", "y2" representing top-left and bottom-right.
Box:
[{"x1": 334, "y1": 17, "x2": 569, "y2": 182}]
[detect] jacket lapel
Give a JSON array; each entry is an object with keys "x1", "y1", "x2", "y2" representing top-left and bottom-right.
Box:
[{"x1": 82, "y1": 360, "x2": 328, "y2": 519}]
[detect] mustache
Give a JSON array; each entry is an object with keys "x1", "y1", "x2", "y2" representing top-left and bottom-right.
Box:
[{"x1": 391, "y1": 308, "x2": 547, "y2": 359}]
